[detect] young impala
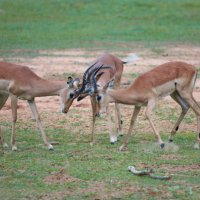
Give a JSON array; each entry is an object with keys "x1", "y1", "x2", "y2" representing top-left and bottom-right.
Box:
[
  {"x1": 62, "y1": 53, "x2": 138, "y2": 145},
  {"x1": 90, "y1": 61, "x2": 200, "y2": 150},
  {"x1": 0, "y1": 61, "x2": 80, "y2": 150}
]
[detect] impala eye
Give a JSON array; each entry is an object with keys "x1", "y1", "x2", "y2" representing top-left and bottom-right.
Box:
[
  {"x1": 69, "y1": 93, "x2": 74, "y2": 99},
  {"x1": 96, "y1": 95, "x2": 102, "y2": 101}
]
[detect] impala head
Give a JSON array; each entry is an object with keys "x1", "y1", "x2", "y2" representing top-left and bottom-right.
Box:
[
  {"x1": 87, "y1": 65, "x2": 113, "y2": 116},
  {"x1": 61, "y1": 76, "x2": 81, "y2": 113},
  {"x1": 95, "y1": 80, "x2": 113, "y2": 115},
  {"x1": 76, "y1": 64, "x2": 110, "y2": 101}
]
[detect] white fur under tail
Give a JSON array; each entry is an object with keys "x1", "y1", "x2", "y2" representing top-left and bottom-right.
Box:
[{"x1": 123, "y1": 53, "x2": 139, "y2": 64}]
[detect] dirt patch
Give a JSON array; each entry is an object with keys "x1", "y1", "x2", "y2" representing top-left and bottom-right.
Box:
[
  {"x1": 44, "y1": 169, "x2": 80, "y2": 184},
  {"x1": 161, "y1": 164, "x2": 200, "y2": 173}
]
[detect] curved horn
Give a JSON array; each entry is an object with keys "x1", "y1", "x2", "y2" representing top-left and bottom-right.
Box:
[
  {"x1": 91, "y1": 65, "x2": 112, "y2": 94},
  {"x1": 76, "y1": 61, "x2": 98, "y2": 93},
  {"x1": 77, "y1": 64, "x2": 105, "y2": 94}
]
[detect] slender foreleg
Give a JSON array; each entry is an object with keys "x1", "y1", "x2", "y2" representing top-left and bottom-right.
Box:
[
  {"x1": 106, "y1": 104, "x2": 117, "y2": 144},
  {"x1": 28, "y1": 99, "x2": 53, "y2": 150},
  {"x1": 0, "y1": 94, "x2": 9, "y2": 148},
  {"x1": 115, "y1": 103, "x2": 123, "y2": 136},
  {"x1": 145, "y1": 98, "x2": 165, "y2": 148},
  {"x1": 114, "y1": 78, "x2": 123, "y2": 136},
  {"x1": 10, "y1": 95, "x2": 18, "y2": 150},
  {"x1": 119, "y1": 106, "x2": 141, "y2": 151},
  {"x1": 90, "y1": 96, "x2": 97, "y2": 145}
]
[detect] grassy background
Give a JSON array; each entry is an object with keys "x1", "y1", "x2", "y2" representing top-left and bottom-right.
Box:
[
  {"x1": 0, "y1": 0, "x2": 200, "y2": 50},
  {"x1": 1, "y1": 0, "x2": 200, "y2": 199}
]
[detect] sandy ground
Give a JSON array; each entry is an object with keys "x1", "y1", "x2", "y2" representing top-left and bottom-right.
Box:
[{"x1": 1, "y1": 43, "x2": 200, "y2": 139}]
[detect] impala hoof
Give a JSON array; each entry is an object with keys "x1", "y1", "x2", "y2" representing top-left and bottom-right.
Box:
[
  {"x1": 110, "y1": 141, "x2": 116, "y2": 145},
  {"x1": 12, "y1": 145, "x2": 17, "y2": 151},
  {"x1": 90, "y1": 142, "x2": 94, "y2": 146},
  {"x1": 110, "y1": 136, "x2": 117, "y2": 144},
  {"x1": 169, "y1": 139, "x2": 173, "y2": 143},
  {"x1": 3, "y1": 143, "x2": 9, "y2": 148},
  {"x1": 160, "y1": 143, "x2": 165, "y2": 149},
  {"x1": 48, "y1": 144, "x2": 54, "y2": 151},
  {"x1": 119, "y1": 144, "x2": 128, "y2": 151}
]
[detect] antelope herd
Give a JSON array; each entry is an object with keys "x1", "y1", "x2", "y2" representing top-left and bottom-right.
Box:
[{"x1": 0, "y1": 53, "x2": 199, "y2": 151}]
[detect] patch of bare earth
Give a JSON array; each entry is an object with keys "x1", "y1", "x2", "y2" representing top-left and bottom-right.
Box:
[{"x1": 44, "y1": 169, "x2": 80, "y2": 184}]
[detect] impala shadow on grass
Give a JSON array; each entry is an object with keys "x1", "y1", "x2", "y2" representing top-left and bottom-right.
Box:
[{"x1": 140, "y1": 142, "x2": 179, "y2": 154}]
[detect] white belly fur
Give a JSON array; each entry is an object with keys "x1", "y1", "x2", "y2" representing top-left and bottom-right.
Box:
[{"x1": 152, "y1": 80, "x2": 176, "y2": 98}]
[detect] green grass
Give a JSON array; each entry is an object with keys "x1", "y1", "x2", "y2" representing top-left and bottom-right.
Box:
[
  {"x1": 0, "y1": 0, "x2": 200, "y2": 51},
  {"x1": 1, "y1": 117, "x2": 200, "y2": 199}
]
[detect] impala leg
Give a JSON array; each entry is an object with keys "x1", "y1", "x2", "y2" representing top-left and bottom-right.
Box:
[
  {"x1": 10, "y1": 95, "x2": 18, "y2": 151},
  {"x1": 106, "y1": 105, "x2": 117, "y2": 144},
  {"x1": 0, "y1": 94, "x2": 9, "y2": 148},
  {"x1": 146, "y1": 99, "x2": 165, "y2": 148},
  {"x1": 90, "y1": 97, "x2": 97, "y2": 145},
  {"x1": 119, "y1": 106, "x2": 141, "y2": 151},
  {"x1": 177, "y1": 90, "x2": 200, "y2": 149},
  {"x1": 169, "y1": 92, "x2": 190, "y2": 142},
  {"x1": 114, "y1": 80, "x2": 123, "y2": 137},
  {"x1": 115, "y1": 103, "x2": 123, "y2": 136},
  {"x1": 28, "y1": 99, "x2": 53, "y2": 150}
]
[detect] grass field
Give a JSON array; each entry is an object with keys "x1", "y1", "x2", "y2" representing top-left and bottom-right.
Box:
[
  {"x1": 1, "y1": 103, "x2": 200, "y2": 200},
  {"x1": 1, "y1": 1, "x2": 200, "y2": 200},
  {"x1": 1, "y1": 0, "x2": 200, "y2": 51}
]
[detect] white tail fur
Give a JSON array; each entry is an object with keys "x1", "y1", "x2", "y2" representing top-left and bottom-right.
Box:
[{"x1": 123, "y1": 53, "x2": 139, "y2": 64}]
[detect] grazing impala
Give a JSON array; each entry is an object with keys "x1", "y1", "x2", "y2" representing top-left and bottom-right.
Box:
[
  {"x1": 0, "y1": 61, "x2": 80, "y2": 150},
  {"x1": 90, "y1": 61, "x2": 200, "y2": 150},
  {"x1": 62, "y1": 53, "x2": 138, "y2": 144}
]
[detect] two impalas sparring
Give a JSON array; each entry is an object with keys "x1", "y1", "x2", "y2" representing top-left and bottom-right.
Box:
[
  {"x1": 0, "y1": 53, "x2": 199, "y2": 151},
  {"x1": 0, "y1": 53, "x2": 136, "y2": 150}
]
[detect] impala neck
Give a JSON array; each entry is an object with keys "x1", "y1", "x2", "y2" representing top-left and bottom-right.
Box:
[
  {"x1": 107, "y1": 87, "x2": 140, "y2": 105},
  {"x1": 31, "y1": 79, "x2": 66, "y2": 97}
]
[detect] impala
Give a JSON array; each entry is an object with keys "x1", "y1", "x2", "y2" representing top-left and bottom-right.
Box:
[
  {"x1": 91, "y1": 61, "x2": 200, "y2": 150},
  {"x1": 0, "y1": 61, "x2": 79, "y2": 150},
  {"x1": 62, "y1": 53, "x2": 138, "y2": 144}
]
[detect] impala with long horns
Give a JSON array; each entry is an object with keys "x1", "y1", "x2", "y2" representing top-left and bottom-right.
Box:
[
  {"x1": 0, "y1": 61, "x2": 79, "y2": 150},
  {"x1": 90, "y1": 61, "x2": 200, "y2": 150},
  {"x1": 62, "y1": 53, "x2": 138, "y2": 144}
]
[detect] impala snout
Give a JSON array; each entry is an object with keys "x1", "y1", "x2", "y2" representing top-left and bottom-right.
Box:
[
  {"x1": 61, "y1": 107, "x2": 69, "y2": 114},
  {"x1": 61, "y1": 99, "x2": 73, "y2": 114},
  {"x1": 99, "y1": 108, "x2": 107, "y2": 115}
]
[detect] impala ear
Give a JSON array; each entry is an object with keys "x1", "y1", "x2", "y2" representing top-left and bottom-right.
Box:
[
  {"x1": 67, "y1": 76, "x2": 74, "y2": 88},
  {"x1": 67, "y1": 76, "x2": 73, "y2": 84},
  {"x1": 95, "y1": 72, "x2": 105, "y2": 81},
  {"x1": 73, "y1": 78, "x2": 80, "y2": 88}
]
